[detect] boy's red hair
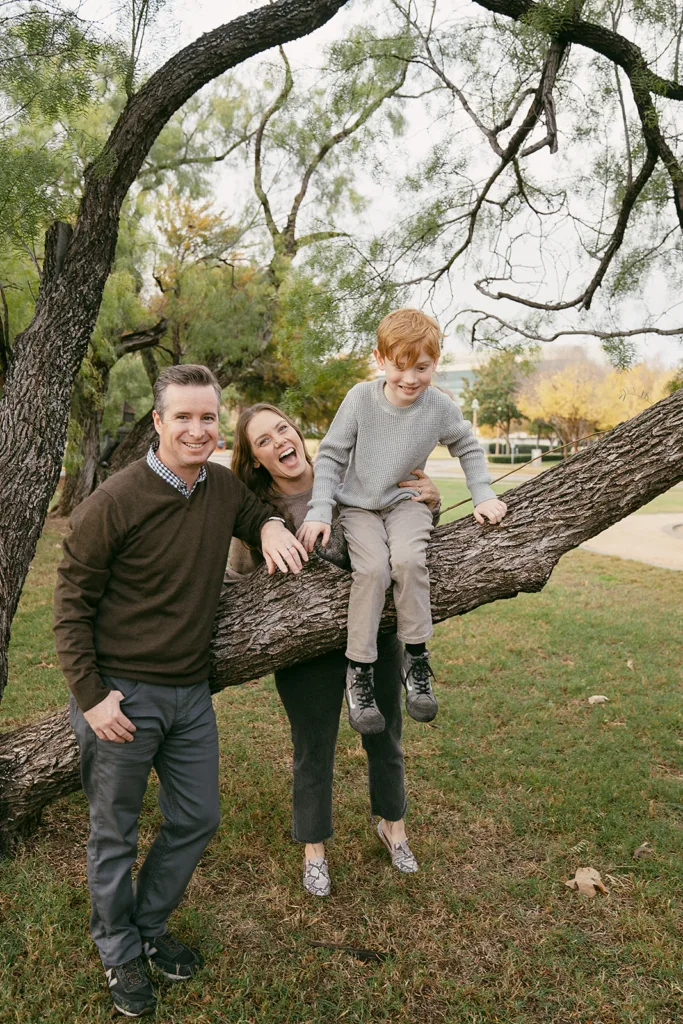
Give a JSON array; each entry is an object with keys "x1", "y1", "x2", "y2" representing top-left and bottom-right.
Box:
[{"x1": 376, "y1": 308, "x2": 443, "y2": 369}]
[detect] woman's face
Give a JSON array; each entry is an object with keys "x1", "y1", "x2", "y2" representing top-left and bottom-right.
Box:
[{"x1": 245, "y1": 409, "x2": 310, "y2": 487}]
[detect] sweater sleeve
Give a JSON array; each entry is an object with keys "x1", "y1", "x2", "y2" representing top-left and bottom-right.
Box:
[
  {"x1": 304, "y1": 390, "x2": 358, "y2": 525},
  {"x1": 440, "y1": 401, "x2": 496, "y2": 507},
  {"x1": 53, "y1": 488, "x2": 126, "y2": 712}
]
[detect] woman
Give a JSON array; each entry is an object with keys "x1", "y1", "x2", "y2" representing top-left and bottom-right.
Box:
[{"x1": 229, "y1": 403, "x2": 442, "y2": 896}]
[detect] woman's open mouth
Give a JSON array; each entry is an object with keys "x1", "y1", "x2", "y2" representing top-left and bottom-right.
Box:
[{"x1": 278, "y1": 446, "x2": 299, "y2": 468}]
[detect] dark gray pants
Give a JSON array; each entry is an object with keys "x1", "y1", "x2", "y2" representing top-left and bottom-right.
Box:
[
  {"x1": 71, "y1": 677, "x2": 220, "y2": 968},
  {"x1": 275, "y1": 635, "x2": 406, "y2": 843}
]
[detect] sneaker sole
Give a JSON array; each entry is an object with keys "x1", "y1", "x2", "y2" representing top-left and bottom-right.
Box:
[
  {"x1": 113, "y1": 1001, "x2": 156, "y2": 1017},
  {"x1": 146, "y1": 960, "x2": 196, "y2": 981},
  {"x1": 345, "y1": 692, "x2": 385, "y2": 735}
]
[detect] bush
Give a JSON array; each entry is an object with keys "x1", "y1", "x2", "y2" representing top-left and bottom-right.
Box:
[{"x1": 488, "y1": 455, "x2": 532, "y2": 464}]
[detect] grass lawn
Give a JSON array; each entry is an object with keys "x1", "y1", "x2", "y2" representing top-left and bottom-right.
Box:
[{"x1": 1, "y1": 523, "x2": 682, "y2": 1023}]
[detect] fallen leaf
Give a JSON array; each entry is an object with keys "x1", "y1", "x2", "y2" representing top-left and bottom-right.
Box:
[
  {"x1": 633, "y1": 841, "x2": 653, "y2": 859},
  {"x1": 565, "y1": 866, "x2": 608, "y2": 897},
  {"x1": 626, "y1": 658, "x2": 634, "y2": 671},
  {"x1": 588, "y1": 695, "x2": 609, "y2": 705}
]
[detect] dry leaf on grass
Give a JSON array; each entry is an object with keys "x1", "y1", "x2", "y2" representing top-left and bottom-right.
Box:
[
  {"x1": 626, "y1": 658, "x2": 634, "y2": 670},
  {"x1": 565, "y1": 867, "x2": 608, "y2": 897},
  {"x1": 588, "y1": 695, "x2": 609, "y2": 705},
  {"x1": 633, "y1": 841, "x2": 653, "y2": 859}
]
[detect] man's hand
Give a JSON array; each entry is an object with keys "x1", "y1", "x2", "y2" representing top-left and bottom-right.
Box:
[
  {"x1": 474, "y1": 497, "x2": 507, "y2": 525},
  {"x1": 261, "y1": 520, "x2": 309, "y2": 574},
  {"x1": 83, "y1": 690, "x2": 136, "y2": 743},
  {"x1": 296, "y1": 520, "x2": 332, "y2": 553},
  {"x1": 397, "y1": 468, "x2": 440, "y2": 508}
]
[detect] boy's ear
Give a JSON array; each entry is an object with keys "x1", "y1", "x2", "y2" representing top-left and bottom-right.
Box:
[{"x1": 373, "y1": 348, "x2": 385, "y2": 369}]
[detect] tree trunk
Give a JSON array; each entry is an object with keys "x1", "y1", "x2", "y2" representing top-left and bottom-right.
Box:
[
  {"x1": 0, "y1": 0, "x2": 350, "y2": 701},
  {"x1": 1, "y1": 386, "x2": 682, "y2": 854}
]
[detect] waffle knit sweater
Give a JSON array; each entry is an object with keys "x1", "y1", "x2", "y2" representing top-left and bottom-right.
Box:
[{"x1": 305, "y1": 380, "x2": 495, "y2": 525}]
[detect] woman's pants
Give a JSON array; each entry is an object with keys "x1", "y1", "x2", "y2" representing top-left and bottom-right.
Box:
[{"x1": 274, "y1": 634, "x2": 406, "y2": 844}]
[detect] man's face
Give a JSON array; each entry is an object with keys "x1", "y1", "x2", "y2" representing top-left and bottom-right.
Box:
[
  {"x1": 374, "y1": 346, "x2": 439, "y2": 407},
  {"x1": 152, "y1": 384, "x2": 220, "y2": 475}
]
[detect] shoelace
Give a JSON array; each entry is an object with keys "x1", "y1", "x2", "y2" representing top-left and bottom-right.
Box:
[
  {"x1": 407, "y1": 657, "x2": 435, "y2": 695},
  {"x1": 352, "y1": 667, "x2": 378, "y2": 710},
  {"x1": 119, "y1": 957, "x2": 145, "y2": 988}
]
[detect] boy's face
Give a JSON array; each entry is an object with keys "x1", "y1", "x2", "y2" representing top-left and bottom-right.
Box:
[{"x1": 374, "y1": 346, "x2": 439, "y2": 407}]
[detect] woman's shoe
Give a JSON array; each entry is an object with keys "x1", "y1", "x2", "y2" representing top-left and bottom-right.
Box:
[
  {"x1": 376, "y1": 820, "x2": 419, "y2": 873},
  {"x1": 303, "y1": 856, "x2": 331, "y2": 896}
]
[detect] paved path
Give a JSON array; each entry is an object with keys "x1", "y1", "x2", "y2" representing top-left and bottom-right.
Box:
[{"x1": 580, "y1": 514, "x2": 683, "y2": 572}]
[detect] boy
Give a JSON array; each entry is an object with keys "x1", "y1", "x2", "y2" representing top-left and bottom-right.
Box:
[{"x1": 298, "y1": 309, "x2": 507, "y2": 735}]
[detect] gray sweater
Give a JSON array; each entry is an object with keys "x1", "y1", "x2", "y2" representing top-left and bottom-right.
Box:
[{"x1": 305, "y1": 379, "x2": 495, "y2": 525}]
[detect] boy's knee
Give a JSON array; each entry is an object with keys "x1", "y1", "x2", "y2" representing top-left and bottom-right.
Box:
[
  {"x1": 353, "y1": 561, "x2": 391, "y2": 590},
  {"x1": 390, "y1": 549, "x2": 427, "y2": 578}
]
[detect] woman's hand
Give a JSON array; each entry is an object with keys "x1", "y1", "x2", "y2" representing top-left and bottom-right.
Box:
[
  {"x1": 260, "y1": 521, "x2": 308, "y2": 574},
  {"x1": 397, "y1": 468, "x2": 440, "y2": 509},
  {"x1": 296, "y1": 520, "x2": 332, "y2": 552}
]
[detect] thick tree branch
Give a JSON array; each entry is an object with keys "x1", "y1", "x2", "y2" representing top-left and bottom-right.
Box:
[
  {"x1": 2, "y1": 386, "x2": 682, "y2": 851},
  {"x1": 114, "y1": 318, "x2": 169, "y2": 359}
]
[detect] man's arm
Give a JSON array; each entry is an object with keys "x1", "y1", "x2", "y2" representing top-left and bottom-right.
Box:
[
  {"x1": 53, "y1": 489, "x2": 135, "y2": 740},
  {"x1": 230, "y1": 472, "x2": 307, "y2": 574}
]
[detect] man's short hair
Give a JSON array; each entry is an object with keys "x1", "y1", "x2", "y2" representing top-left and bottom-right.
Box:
[
  {"x1": 376, "y1": 308, "x2": 443, "y2": 369},
  {"x1": 153, "y1": 365, "x2": 222, "y2": 420}
]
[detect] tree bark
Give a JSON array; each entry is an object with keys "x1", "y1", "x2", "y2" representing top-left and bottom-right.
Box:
[
  {"x1": 1, "y1": 386, "x2": 681, "y2": 853},
  {"x1": 0, "y1": 0, "x2": 351, "y2": 702}
]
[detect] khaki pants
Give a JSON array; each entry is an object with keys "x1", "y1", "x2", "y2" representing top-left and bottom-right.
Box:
[{"x1": 339, "y1": 500, "x2": 434, "y2": 663}]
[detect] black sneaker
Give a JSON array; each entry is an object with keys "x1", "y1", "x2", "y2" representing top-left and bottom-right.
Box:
[
  {"x1": 105, "y1": 955, "x2": 156, "y2": 1017},
  {"x1": 142, "y1": 931, "x2": 203, "y2": 981},
  {"x1": 401, "y1": 649, "x2": 438, "y2": 722},
  {"x1": 345, "y1": 663, "x2": 385, "y2": 734}
]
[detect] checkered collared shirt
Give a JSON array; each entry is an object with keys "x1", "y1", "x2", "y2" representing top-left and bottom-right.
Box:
[{"x1": 146, "y1": 444, "x2": 207, "y2": 498}]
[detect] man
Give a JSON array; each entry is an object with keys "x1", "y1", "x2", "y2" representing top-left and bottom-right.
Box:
[{"x1": 54, "y1": 364, "x2": 307, "y2": 1017}]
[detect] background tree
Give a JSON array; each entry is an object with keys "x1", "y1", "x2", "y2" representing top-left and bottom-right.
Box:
[{"x1": 461, "y1": 347, "x2": 538, "y2": 453}]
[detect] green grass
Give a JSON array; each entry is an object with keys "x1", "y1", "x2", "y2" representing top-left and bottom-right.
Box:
[{"x1": 1, "y1": 525, "x2": 683, "y2": 1022}]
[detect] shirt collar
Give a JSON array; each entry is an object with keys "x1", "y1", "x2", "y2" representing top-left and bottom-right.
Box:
[{"x1": 146, "y1": 444, "x2": 207, "y2": 498}]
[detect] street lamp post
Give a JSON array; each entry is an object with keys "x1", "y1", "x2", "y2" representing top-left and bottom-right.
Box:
[{"x1": 471, "y1": 397, "x2": 480, "y2": 436}]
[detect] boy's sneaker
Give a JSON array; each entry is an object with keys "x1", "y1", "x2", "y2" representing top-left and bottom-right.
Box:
[
  {"x1": 142, "y1": 931, "x2": 203, "y2": 981},
  {"x1": 345, "y1": 663, "x2": 385, "y2": 734},
  {"x1": 105, "y1": 955, "x2": 156, "y2": 1017},
  {"x1": 401, "y1": 649, "x2": 438, "y2": 722}
]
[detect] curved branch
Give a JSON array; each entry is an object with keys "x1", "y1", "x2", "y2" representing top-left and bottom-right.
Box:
[
  {"x1": 253, "y1": 47, "x2": 294, "y2": 245},
  {"x1": 461, "y1": 308, "x2": 683, "y2": 345},
  {"x1": 475, "y1": 143, "x2": 659, "y2": 311},
  {"x1": 473, "y1": 0, "x2": 683, "y2": 101},
  {"x1": 114, "y1": 318, "x2": 169, "y2": 359},
  {"x1": 284, "y1": 62, "x2": 408, "y2": 252}
]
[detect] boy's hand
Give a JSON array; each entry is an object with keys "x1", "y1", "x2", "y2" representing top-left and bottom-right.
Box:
[
  {"x1": 397, "y1": 468, "x2": 440, "y2": 508},
  {"x1": 474, "y1": 497, "x2": 507, "y2": 525},
  {"x1": 296, "y1": 520, "x2": 332, "y2": 552},
  {"x1": 260, "y1": 520, "x2": 308, "y2": 574}
]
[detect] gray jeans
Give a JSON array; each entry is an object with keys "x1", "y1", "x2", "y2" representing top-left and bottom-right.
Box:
[
  {"x1": 339, "y1": 500, "x2": 434, "y2": 662},
  {"x1": 70, "y1": 676, "x2": 220, "y2": 968}
]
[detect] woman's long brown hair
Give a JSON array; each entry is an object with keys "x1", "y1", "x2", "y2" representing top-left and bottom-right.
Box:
[{"x1": 231, "y1": 403, "x2": 313, "y2": 523}]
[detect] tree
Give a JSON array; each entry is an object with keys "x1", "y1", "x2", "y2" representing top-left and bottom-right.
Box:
[
  {"x1": 0, "y1": 0, "x2": 353, "y2": 701},
  {"x1": 461, "y1": 347, "x2": 537, "y2": 453},
  {"x1": 1, "y1": 385, "x2": 682, "y2": 851}
]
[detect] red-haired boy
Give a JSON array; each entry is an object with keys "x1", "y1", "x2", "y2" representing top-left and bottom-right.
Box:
[{"x1": 298, "y1": 309, "x2": 507, "y2": 735}]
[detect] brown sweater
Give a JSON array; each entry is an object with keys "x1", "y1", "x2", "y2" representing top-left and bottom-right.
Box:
[{"x1": 54, "y1": 458, "x2": 272, "y2": 711}]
